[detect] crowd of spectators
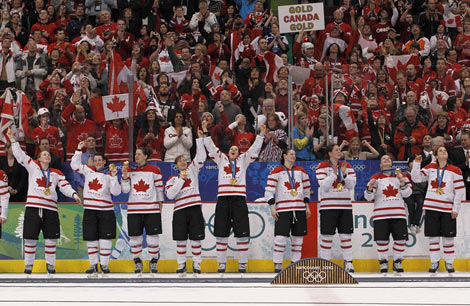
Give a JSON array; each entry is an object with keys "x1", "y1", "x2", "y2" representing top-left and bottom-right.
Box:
[{"x1": 0, "y1": 0, "x2": 469, "y2": 180}]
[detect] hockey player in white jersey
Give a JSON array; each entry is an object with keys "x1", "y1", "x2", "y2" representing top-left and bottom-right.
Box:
[
  {"x1": 165, "y1": 128, "x2": 206, "y2": 274},
  {"x1": 364, "y1": 155, "x2": 412, "y2": 274},
  {"x1": 7, "y1": 127, "x2": 81, "y2": 275},
  {"x1": 71, "y1": 141, "x2": 121, "y2": 275},
  {"x1": 203, "y1": 123, "x2": 266, "y2": 273},
  {"x1": 412, "y1": 147, "x2": 465, "y2": 274},
  {"x1": 0, "y1": 169, "x2": 9, "y2": 239},
  {"x1": 315, "y1": 144, "x2": 356, "y2": 273},
  {"x1": 121, "y1": 147, "x2": 164, "y2": 274},
  {"x1": 265, "y1": 148, "x2": 311, "y2": 273}
]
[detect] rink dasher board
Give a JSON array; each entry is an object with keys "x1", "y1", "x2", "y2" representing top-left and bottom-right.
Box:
[{"x1": 0, "y1": 273, "x2": 470, "y2": 283}]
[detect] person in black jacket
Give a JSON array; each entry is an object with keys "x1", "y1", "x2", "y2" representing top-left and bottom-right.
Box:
[
  {"x1": 449, "y1": 130, "x2": 470, "y2": 200},
  {"x1": 0, "y1": 142, "x2": 28, "y2": 203}
]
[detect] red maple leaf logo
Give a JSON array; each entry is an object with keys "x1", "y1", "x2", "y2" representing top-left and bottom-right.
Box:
[
  {"x1": 223, "y1": 164, "x2": 240, "y2": 175},
  {"x1": 214, "y1": 72, "x2": 221, "y2": 80},
  {"x1": 382, "y1": 184, "x2": 398, "y2": 198},
  {"x1": 284, "y1": 181, "x2": 300, "y2": 190},
  {"x1": 430, "y1": 179, "x2": 446, "y2": 189},
  {"x1": 182, "y1": 178, "x2": 192, "y2": 189},
  {"x1": 107, "y1": 96, "x2": 126, "y2": 113},
  {"x1": 160, "y1": 56, "x2": 170, "y2": 63},
  {"x1": 88, "y1": 178, "x2": 103, "y2": 191},
  {"x1": 134, "y1": 179, "x2": 150, "y2": 192},
  {"x1": 36, "y1": 176, "x2": 51, "y2": 188}
]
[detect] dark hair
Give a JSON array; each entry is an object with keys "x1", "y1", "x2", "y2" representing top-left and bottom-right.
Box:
[
  {"x1": 280, "y1": 148, "x2": 295, "y2": 165},
  {"x1": 137, "y1": 66, "x2": 150, "y2": 83},
  {"x1": 136, "y1": 147, "x2": 152, "y2": 160},
  {"x1": 141, "y1": 114, "x2": 161, "y2": 137},
  {"x1": 326, "y1": 143, "x2": 338, "y2": 154},
  {"x1": 38, "y1": 137, "x2": 49, "y2": 145},
  {"x1": 94, "y1": 152, "x2": 108, "y2": 165},
  {"x1": 171, "y1": 111, "x2": 185, "y2": 127},
  {"x1": 175, "y1": 155, "x2": 185, "y2": 164}
]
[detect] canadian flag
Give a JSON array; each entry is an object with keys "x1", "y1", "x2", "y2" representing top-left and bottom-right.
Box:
[
  {"x1": 333, "y1": 103, "x2": 359, "y2": 140},
  {"x1": 385, "y1": 55, "x2": 420, "y2": 83},
  {"x1": 109, "y1": 51, "x2": 132, "y2": 95},
  {"x1": 209, "y1": 65, "x2": 223, "y2": 86},
  {"x1": 0, "y1": 90, "x2": 14, "y2": 142},
  {"x1": 262, "y1": 52, "x2": 284, "y2": 83},
  {"x1": 167, "y1": 70, "x2": 188, "y2": 88},
  {"x1": 0, "y1": 89, "x2": 32, "y2": 142},
  {"x1": 420, "y1": 85, "x2": 449, "y2": 118},
  {"x1": 90, "y1": 94, "x2": 129, "y2": 122}
]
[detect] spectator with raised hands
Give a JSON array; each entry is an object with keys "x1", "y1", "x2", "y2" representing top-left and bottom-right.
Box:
[{"x1": 339, "y1": 137, "x2": 380, "y2": 160}]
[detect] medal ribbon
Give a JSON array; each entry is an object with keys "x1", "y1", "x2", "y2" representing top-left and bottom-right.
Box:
[
  {"x1": 40, "y1": 167, "x2": 50, "y2": 190},
  {"x1": 284, "y1": 166, "x2": 296, "y2": 191},
  {"x1": 437, "y1": 164, "x2": 447, "y2": 188},
  {"x1": 329, "y1": 160, "x2": 343, "y2": 184},
  {"x1": 230, "y1": 160, "x2": 237, "y2": 179},
  {"x1": 382, "y1": 169, "x2": 395, "y2": 174}
]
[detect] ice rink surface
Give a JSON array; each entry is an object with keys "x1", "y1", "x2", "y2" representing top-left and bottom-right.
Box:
[{"x1": 1, "y1": 273, "x2": 470, "y2": 306}]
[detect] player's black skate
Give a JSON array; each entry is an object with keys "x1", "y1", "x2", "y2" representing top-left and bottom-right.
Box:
[
  {"x1": 344, "y1": 260, "x2": 354, "y2": 273},
  {"x1": 429, "y1": 261, "x2": 439, "y2": 274},
  {"x1": 86, "y1": 264, "x2": 98, "y2": 277},
  {"x1": 134, "y1": 258, "x2": 143, "y2": 274},
  {"x1": 379, "y1": 259, "x2": 388, "y2": 274},
  {"x1": 393, "y1": 259, "x2": 404, "y2": 274},
  {"x1": 100, "y1": 264, "x2": 110, "y2": 275},
  {"x1": 24, "y1": 265, "x2": 33, "y2": 275},
  {"x1": 192, "y1": 262, "x2": 201, "y2": 274},
  {"x1": 445, "y1": 262, "x2": 455, "y2": 274},
  {"x1": 149, "y1": 257, "x2": 159, "y2": 274}
]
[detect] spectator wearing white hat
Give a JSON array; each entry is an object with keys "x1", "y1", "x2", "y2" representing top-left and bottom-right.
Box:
[{"x1": 32, "y1": 108, "x2": 64, "y2": 162}]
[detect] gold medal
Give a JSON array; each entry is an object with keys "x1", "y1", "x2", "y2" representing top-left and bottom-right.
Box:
[
  {"x1": 181, "y1": 170, "x2": 187, "y2": 176},
  {"x1": 395, "y1": 168, "x2": 401, "y2": 175},
  {"x1": 290, "y1": 189, "x2": 298, "y2": 196},
  {"x1": 44, "y1": 188, "x2": 50, "y2": 196},
  {"x1": 337, "y1": 183, "x2": 344, "y2": 191},
  {"x1": 436, "y1": 187, "x2": 444, "y2": 195},
  {"x1": 230, "y1": 178, "x2": 237, "y2": 185},
  {"x1": 123, "y1": 161, "x2": 129, "y2": 168},
  {"x1": 109, "y1": 164, "x2": 115, "y2": 171}
]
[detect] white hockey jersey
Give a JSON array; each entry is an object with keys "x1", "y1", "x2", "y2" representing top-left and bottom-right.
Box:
[
  {"x1": 364, "y1": 172, "x2": 412, "y2": 221},
  {"x1": 165, "y1": 138, "x2": 206, "y2": 211},
  {"x1": 0, "y1": 170, "x2": 9, "y2": 219},
  {"x1": 411, "y1": 161, "x2": 465, "y2": 214},
  {"x1": 121, "y1": 163, "x2": 164, "y2": 214},
  {"x1": 71, "y1": 151, "x2": 121, "y2": 211},
  {"x1": 265, "y1": 165, "x2": 311, "y2": 212},
  {"x1": 315, "y1": 160, "x2": 356, "y2": 210},
  {"x1": 204, "y1": 135, "x2": 264, "y2": 198},
  {"x1": 12, "y1": 142, "x2": 76, "y2": 211}
]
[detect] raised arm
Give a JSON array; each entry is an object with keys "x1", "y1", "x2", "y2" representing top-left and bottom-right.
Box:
[
  {"x1": 70, "y1": 141, "x2": 86, "y2": 174},
  {"x1": 243, "y1": 124, "x2": 266, "y2": 163},
  {"x1": 410, "y1": 155, "x2": 428, "y2": 183}
]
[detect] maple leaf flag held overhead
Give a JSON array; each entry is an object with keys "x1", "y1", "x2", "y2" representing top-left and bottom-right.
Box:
[
  {"x1": 109, "y1": 52, "x2": 132, "y2": 95},
  {"x1": 90, "y1": 94, "x2": 129, "y2": 122},
  {"x1": 384, "y1": 55, "x2": 420, "y2": 83}
]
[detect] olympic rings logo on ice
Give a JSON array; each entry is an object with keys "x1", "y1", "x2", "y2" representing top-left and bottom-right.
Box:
[{"x1": 302, "y1": 270, "x2": 326, "y2": 283}]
